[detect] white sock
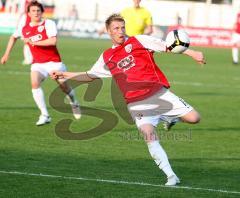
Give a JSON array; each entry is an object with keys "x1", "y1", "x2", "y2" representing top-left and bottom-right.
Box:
[
  {"x1": 32, "y1": 88, "x2": 49, "y2": 116},
  {"x1": 232, "y1": 47, "x2": 239, "y2": 63},
  {"x1": 147, "y1": 140, "x2": 176, "y2": 178},
  {"x1": 66, "y1": 89, "x2": 78, "y2": 105}
]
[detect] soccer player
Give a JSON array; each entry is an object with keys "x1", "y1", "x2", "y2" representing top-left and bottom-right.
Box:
[
  {"x1": 232, "y1": 11, "x2": 240, "y2": 64},
  {"x1": 17, "y1": 0, "x2": 34, "y2": 65},
  {"x1": 51, "y1": 14, "x2": 206, "y2": 186},
  {"x1": 1, "y1": 1, "x2": 81, "y2": 126},
  {"x1": 121, "y1": 0, "x2": 153, "y2": 36}
]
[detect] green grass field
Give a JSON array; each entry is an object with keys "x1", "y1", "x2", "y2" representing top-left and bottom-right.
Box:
[{"x1": 0, "y1": 35, "x2": 239, "y2": 197}]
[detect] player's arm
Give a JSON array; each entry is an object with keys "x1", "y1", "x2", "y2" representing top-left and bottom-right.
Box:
[
  {"x1": 51, "y1": 54, "x2": 111, "y2": 81},
  {"x1": 1, "y1": 36, "x2": 18, "y2": 64},
  {"x1": 51, "y1": 71, "x2": 96, "y2": 82},
  {"x1": 144, "y1": 25, "x2": 153, "y2": 35},
  {"x1": 136, "y1": 35, "x2": 206, "y2": 65},
  {"x1": 24, "y1": 36, "x2": 57, "y2": 46},
  {"x1": 1, "y1": 15, "x2": 26, "y2": 64},
  {"x1": 135, "y1": 35, "x2": 166, "y2": 52},
  {"x1": 183, "y1": 49, "x2": 206, "y2": 65}
]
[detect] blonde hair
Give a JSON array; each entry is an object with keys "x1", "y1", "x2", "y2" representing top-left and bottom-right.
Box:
[{"x1": 105, "y1": 14, "x2": 125, "y2": 29}]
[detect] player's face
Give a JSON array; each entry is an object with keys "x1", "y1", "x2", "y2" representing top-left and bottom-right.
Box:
[
  {"x1": 133, "y1": 0, "x2": 141, "y2": 8},
  {"x1": 107, "y1": 21, "x2": 126, "y2": 46},
  {"x1": 28, "y1": 6, "x2": 42, "y2": 23}
]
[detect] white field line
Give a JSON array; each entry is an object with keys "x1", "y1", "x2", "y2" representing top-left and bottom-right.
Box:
[
  {"x1": 233, "y1": 77, "x2": 240, "y2": 81},
  {"x1": 0, "y1": 170, "x2": 240, "y2": 195},
  {"x1": 1, "y1": 70, "x2": 240, "y2": 89}
]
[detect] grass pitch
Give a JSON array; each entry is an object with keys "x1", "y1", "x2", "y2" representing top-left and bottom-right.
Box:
[{"x1": 0, "y1": 35, "x2": 239, "y2": 197}]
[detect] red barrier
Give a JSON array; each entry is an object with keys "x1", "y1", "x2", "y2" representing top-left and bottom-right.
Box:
[{"x1": 168, "y1": 26, "x2": 234, "y2": 48}]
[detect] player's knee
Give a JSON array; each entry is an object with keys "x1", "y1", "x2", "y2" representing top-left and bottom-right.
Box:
[
  {"x1": 181, "y1": 110, "x2": 201, "y2": 124},
  {"x1": 190, "y1": 114, "x2": 201, "y2": 124},
  {"x1": 31, "y1": 82, "x2": 40, "y2": 89},
  {"x1": 138, "y1": 124, "x2": 157, "y2": 142}
]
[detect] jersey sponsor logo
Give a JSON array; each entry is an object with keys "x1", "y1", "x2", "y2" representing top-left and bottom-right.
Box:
[
  {"x1": 117, "y1": 55, "x2": 135, "y2": 71},
  {"x1": 29, "y1": 34, "x2": 43, "y2": 42},
  {"x1": 125, "y1": 44, "x2": 132, "y2": 53},
  {"x1": 38, "y1": 25, "x2": 44, "y2": 32}
]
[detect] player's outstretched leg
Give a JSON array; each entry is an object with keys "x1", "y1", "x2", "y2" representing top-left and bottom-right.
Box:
[
  {"x1": 31, "y1": 71, "x2": 51, "y2": 126},
  {"x1": 57, "y1": 80, "x2": 81, "y2": 119},
  {"x1": 180, "y1": 109, "x2": 200, "y2": 124},
  {"x1": 163, "y1": 109, "x2": 200, "y2": 131},
  {"x1": 139, "y1": 124, "x2": 180, "y2": 186}
]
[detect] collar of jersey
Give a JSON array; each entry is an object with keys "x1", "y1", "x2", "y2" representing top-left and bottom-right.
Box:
[
  {"x1": 111, "y1": 36, "x2": 129, "y2": 49},
  {"x1": 29, "y1": 19, "x2": 44, "y2": 27}
]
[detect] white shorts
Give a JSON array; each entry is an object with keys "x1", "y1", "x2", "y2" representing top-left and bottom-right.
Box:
[
  {"x1": 127, "y1": 88, "x2": 193, "y2": 128},
  {"x1": 31, "y1": 62, "x2": 67, "y2": 78}
]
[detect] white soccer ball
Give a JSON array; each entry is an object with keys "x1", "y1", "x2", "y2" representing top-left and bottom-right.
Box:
[{"x1": 165, "y1": 29, "x2": 190, "y2": 53}]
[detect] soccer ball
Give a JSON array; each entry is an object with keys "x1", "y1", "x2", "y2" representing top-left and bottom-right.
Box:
[{"x1": 165, "y1": 29, "x2": 190, "y2": 53}]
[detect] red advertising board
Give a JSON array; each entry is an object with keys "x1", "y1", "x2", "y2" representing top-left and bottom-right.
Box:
[{"x1": 167, "y1": 26, "x2": 234, "y2": 48}]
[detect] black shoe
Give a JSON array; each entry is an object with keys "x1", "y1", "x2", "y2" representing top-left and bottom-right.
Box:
[{"x1": 163, "y1": 121, "x2": 176, "y2": 131}]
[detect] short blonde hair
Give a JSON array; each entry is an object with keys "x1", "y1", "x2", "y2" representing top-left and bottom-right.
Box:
[{"x1": 105, "y1": 14, "x2": 125, "y2": 29}]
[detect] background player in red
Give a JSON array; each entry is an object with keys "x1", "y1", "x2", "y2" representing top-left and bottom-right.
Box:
[
  {"x1": 232, "y1": 11, "x2": 240, "y2": 64},
  {"x1": 17, "y1": 0, "x2": 34, "y2": 65},
  {"x1": 1, "y1": 1, "x2": 81, "y2": 126},
  {"x1": 51, "y1": 14, "x2": 206, "y2": 186}
]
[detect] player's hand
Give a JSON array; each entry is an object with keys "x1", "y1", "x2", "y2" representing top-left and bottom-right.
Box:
[
  {"x1": 193, "y1": 51, "x2": 206, "y2": 65},
  {"x1": 23, "y1": 38, "x2": 34, "y2": 46},
  {"x1": 184, "y1": 49, "x2": 206, "y2": 65},
  {"x1": 50, "y1": 71, "x2": 64, "y2": 80},
  {"x1": 23, "y1": 38, "x2": 29, "y2": 44},
  {"x1": 1, "y1": 54, "x2": 9, "y2": 64}
]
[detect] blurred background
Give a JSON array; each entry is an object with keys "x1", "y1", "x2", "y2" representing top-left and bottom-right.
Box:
[
  {"x1": 0, "y1": 0, "x2": 239, "y2": 48},
  {"x1": 1, "y1": 1, "x2": 240, "y2": 197}
]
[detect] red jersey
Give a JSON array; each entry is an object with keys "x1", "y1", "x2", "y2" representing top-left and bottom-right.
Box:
[
  {"x1": 102, "y1": 36, "x2": 169, "y2": 104},
  {"x1": 235, "y1": 13, "x2": 240, "y2": 34},
  {"x1": 21, "y1": 20, "x2": 61, "y2": 63}
]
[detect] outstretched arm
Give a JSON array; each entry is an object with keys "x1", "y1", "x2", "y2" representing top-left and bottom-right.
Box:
[
  {"x1": 183, "y1": 49, "x2": 206, "y2": 65},
  {"x1": 50, "y1": 71, "x2": 97, "y2": 82},
  {"x1": 144, "y1": 25, "x2": 153, "y2": 35},
  {"x1": 50, "y1": 54, "x2": 111, "y2": 82},
  {"x1": 1, "y1": 36, "x2": 18, "y2": 64}
]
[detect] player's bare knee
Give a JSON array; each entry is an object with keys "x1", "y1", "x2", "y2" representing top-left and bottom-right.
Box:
[
  {"x1": 181, "y1": 110, "x2": 200, "y2": 124},
  {"x1": 138, "y1": 124, "x2": 157, "y2": 142},
  {"x1": 190, "y1": 115, "x2": 201, "y2": 124},
  {"x1": 189, "y1": 113, "x2": 200, "y2": 124},
  {"x1": 31, "y1": 82, "x2": 40, "y2": 89}
]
